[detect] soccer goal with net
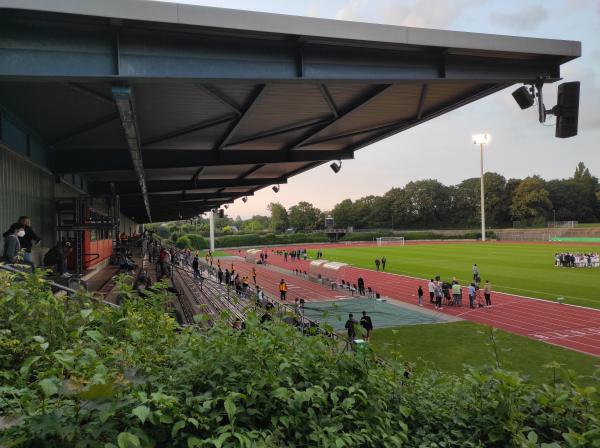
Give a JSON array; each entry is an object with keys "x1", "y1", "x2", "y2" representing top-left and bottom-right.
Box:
[{"x1": 376, "y1": 236, "x2": 405, "y2": 247}]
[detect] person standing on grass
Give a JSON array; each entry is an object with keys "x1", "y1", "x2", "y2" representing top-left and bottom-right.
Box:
[
  {"x1": 360, "y1": 311, "x2": 373, "y2": 341},
  {"x1": 452, "y1": 281, "x2": 462, "y2": 306},
  {"x1": 417, "y1": 285, "x2": 424, "y2": 306},
  {"x1": 345, "y1": 313, "x2": 357, "y2": 341},
  {"x1": 472, "y1": 263, "x2": 479, "y2": 281},
  {"x1": 484, "y1": 280, "x2": 492, "y2": 307},
  {"x1": 468, "y1": 283, "x2": 476, "y2": 308},
  {"x1": 278, "y1": 279, "x2": 288, "y2": 301},
  {"x1": 381, "y1": 256, "x2": 386, "y2": 271},
  {"x1": 428, "y1": 278, "x2": 435, "y2": 303},
  {"x1": 375, "y1": 258, "x2": 380, "y2": 272}
]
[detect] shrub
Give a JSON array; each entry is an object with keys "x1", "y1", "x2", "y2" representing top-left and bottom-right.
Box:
[
  {"x1": 185, "y1": 234, "x2": 208, "y2": 250},
  {"x1": 0, "y1": 272, "x2": 597, "y2": 447},
  {"x1": 175, "y1": 235, "x2": 192, "y2": 249}
]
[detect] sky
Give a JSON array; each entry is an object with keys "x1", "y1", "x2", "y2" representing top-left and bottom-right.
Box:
[{"x1": 153, "y1": 0, "x2": 600, "y2": 219}]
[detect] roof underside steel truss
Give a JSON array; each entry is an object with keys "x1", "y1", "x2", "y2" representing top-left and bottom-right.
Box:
[{"x1": 0, "y1": 6, "x2": 578, "y2": 222}]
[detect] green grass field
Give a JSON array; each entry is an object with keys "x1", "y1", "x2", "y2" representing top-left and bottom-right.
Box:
[
  {"x1": 370, "y1": 321, "x2": 599, "y2": 385},
  {"x1": 309, "y1": 242, "x2": 600, "y2": 308}
]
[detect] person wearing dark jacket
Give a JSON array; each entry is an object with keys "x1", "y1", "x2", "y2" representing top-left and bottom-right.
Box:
[
  {"x1": 15, "y1": 216, "x2": 40, "y2": 266},
  {"x1": 360, "y1": 311, "x2": 373, "y2": 341},
  {"x1": 345, "y1": 313, "x2": 358, "y2": 340},
  {"x1": 2, "y1": 223, "x2": 25, "y2": 264},
  {"x1": 43, "y1": 240, "x2": 72, "y2": 277}
]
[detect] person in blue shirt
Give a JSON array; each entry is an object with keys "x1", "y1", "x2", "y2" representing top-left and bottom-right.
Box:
[{"x1": 468, "y1": 283, "x2": 476, "y2": 309}]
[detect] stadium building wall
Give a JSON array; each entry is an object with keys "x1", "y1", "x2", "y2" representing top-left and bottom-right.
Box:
[{"x1": 0, "y1": 113, "x2": 138, "y2": 254}]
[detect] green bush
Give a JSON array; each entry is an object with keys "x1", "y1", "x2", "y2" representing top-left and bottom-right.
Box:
[
  {"x1": 340, "y1": 231, "x2": 394, "y2": 241},
  {"x1": 1, "y1": 272, "x2": 598, "y2": 447},
  {"x1": 215, "y1": 232, "x2": 328, "y2": 248},
  {"x1": 0, "y1": 272, "x2": 409, "y2": 446},
  {"x1": 185, "y1": 234, "x2": 208, "y2": 250},
  {"x1": 175, "y1": 235, "x2": 192, "y2": 249}
]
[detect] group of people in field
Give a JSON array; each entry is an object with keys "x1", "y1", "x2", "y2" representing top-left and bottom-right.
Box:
[
  {"x1": 555, "y1": 252, "x2": 599, "y2": 268},
  {"x1": 418, "y1": 263, "x2": 492, "y2": 310}
]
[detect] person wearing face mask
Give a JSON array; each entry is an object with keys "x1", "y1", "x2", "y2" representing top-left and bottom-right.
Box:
[
  {"x1": 16, "y1": 216, "x2": 41, "y2": 266},
  {"x1": 2, "y1": 223, "x2": 25, "y2": 264}
]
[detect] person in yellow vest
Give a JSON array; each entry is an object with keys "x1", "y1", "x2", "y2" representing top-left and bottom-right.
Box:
[
  {"x1": 278, "y1": 279, "x2": 288, "y2": 301},
  {"x1": 252, "y1": 267, "x2": 257, "y2": 284}
]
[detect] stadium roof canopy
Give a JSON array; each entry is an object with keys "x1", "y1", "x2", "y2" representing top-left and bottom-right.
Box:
[{"x1": 0, "y1": 0, "x2": 581, "y2": 223}]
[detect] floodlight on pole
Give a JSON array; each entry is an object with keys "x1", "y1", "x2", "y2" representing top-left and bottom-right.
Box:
[{"x1": 472, "y1": 133, "x2": 490, "y2": 242}]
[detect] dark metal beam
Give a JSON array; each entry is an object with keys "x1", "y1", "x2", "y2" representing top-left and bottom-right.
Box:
[
  {"x1": 62, "y1": 83, "x2": 115, "y2": 106},
  {"x1": 416, "y1": 84, "x2": 429, "y2": 120},
  {"x1": 53, "y1": 149, "x2": 354, "y2": 173},
  {"x1": 119, "y1": 191, "x2": 251, "y2": 204},
  {"x1": 225, "y1": 117, "x2": 330, "y2": 147},
  {"x1": 142, "y1": 114, "x2": 238, "y2": 147},
  {"x1": 347, "y1": 83, "x2": 509, "y2": 155},
  {"x1": 112, "y1": 86, "x2": 152, "y2": 222},
  {"x1": 195, "y1": 84, "x2": 242, "y2": 115},
  {"x1": 319, "y1": 84, "x2": 339, "y2": 118},
  {"x1": 90, "y1": 177, "x2": 287, "y2": 195},
  {"x1": 50, "y1": 114, "x2": 119, "y2": 147},
  {"x1": 215, "y1": 84, "x2": 268, "y2": 150},
  {"x1": 293, "y1": 84, "x2": 393, "y2": 148}
]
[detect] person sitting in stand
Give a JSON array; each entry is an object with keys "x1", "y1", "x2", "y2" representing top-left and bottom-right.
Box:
[{"x1": 43, "y1": 239, "x2": 72, "y2": 278}]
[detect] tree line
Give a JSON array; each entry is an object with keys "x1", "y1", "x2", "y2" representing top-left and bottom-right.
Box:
[
  {"x1": 151, "y1": 162, "x2": 600, "y2": 235},
  {"x1": 271, "y1": 162, "x2": 600, "y2": 231}
]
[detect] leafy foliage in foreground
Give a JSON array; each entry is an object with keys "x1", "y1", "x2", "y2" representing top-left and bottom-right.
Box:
[{"x1": 0, "y1": 271, "x2": 599, "y2": 447}]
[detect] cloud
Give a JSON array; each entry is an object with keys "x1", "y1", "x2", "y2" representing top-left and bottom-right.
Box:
[
  {"x1": 491, "y1": 5, "x2": 549, "y2": 31},
  {"x1": 335, "y1": 0, "x2": 482, "y2": 29}
]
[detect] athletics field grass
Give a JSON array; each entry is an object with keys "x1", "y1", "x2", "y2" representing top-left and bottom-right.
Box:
[
  {"x1": 370, "y1": 321, "x2": 599, "y2": 385},
  {"x1": 309, "y1": 242, "x2": 600, "y2": 308}
]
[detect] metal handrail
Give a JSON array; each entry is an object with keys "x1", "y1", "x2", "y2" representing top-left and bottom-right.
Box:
[{"x1": 0, "y1": 262, "x2": 118, "y2": 308}]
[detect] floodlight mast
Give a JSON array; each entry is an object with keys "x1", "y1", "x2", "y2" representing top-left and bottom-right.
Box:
[{"x1": 472, "y1": 134, "x2": 490, "y2": 242}]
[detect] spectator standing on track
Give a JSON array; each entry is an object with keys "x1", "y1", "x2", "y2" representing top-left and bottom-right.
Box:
[
  {"x1": 345, "y1": 313, "x2": 357, "y2": 341},
  {"x1": 375, "y1": 258, "x2": 380, "y2": 272},
  {"x1": 468, "y1": 283, "x2": 476, "y2": 308},
  {"x1": 472, "y1": 263, "x2": 479, "y2": 281},
  {"x1": 357, "y1": 277, "x2": 365, "y2": 295},
  {"x1": 360, "y1": 311, "x2": 373, "y2": 341},
  {"x1": 452, "y1": 281, "x2": 462, "y2": 306},
  {"x1": 381, "y1": 256, "x2": 386, "y2": 271},
  {"x1": 484, "y1": 280, "x2": 492, "y2": 307},
  {"x1": 417, "y1": 285, "x2": 423, "y2": 306},
  {"x1": 434, "y1": 281, "x2": 443, "y2": 310},
  {"x1": 278, "y1": 279, "x2": 288, "y2": 301},
  {"x1": 252, "y1": 266, "x2": 257, "y2": 284},
  {"x1": 428, "y1": 279, "x2": 435, "y2": 303}
]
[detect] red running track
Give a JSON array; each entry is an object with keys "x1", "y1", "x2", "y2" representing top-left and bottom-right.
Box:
[{"x1": 225, "y1": 248, "x2": 600, "y2": 357}]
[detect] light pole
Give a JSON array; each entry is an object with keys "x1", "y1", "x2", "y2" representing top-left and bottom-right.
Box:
[
  {"x1": 472, "y1": 134, "x2": 491, "y2": 242},
  {"x1": 553, "y1": 209, "x2": 556, "y2": 228}
]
